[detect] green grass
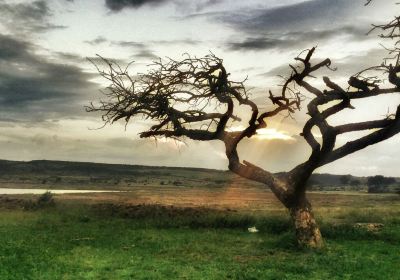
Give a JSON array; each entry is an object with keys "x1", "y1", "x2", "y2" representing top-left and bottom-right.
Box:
[{"x1": 0, "y1": 200, "x2": 400, "y2": 280}]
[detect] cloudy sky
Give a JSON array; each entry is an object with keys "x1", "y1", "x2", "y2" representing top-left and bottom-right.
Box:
[{"x1": 0, "y1": 0, "x2": 399, "y2": 176}]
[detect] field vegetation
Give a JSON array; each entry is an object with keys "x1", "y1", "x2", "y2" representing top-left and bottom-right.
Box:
[
  {"x1": 1, "y1": 160, "x2": 399, "y2": 279},
  {"x1": 0, "y1": 190, "x2": 399, "y2": 279}
]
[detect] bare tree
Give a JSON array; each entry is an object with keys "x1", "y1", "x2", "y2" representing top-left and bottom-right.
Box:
[{"x1": 87, "y1": 5, "x2": 400, "y2": 247}]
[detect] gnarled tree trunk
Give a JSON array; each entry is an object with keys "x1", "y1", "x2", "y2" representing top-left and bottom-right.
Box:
[
  {"x1": 226, "y1": 154, "x2": 324, "y2": 248},
  {"x1": 288, "y1": 199, "x2": 323, "y2": 248},
  {"x1": 281, "y1": 163, "x2": 324, "y2": 248}
]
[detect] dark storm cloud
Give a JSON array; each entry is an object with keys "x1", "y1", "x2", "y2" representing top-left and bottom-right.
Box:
[
  {"x1": 105, "y1": 0, "x2": 170, "y2": 11},
  {"x1": 0, "y1": 34, "x2": 32, "y2": 60},
  {"x1": 153, "y1": 39, "x2": 200, "y2": 45},
  {"x1": 105, "y1": 0, "x2": 224, "y2": 12},
  {"x1": 54, "y1": 52, "x2": 85, "y2": 64},
  {"x1": 113, "y1": 39, "x2": 199, "y2": 48},
  {"x1": 85, "y1": 38, "x2": 147, "y2": 48},
  {"x1": 85, "y1": 36, "x2": 109, "y2": 46},
  {"x1": 174, "y1": 0, "x2": 224, "y2": 13},
  {"x1": 112, "y1": 40, "x2": 147, "y2": 48},
  {"x1": 219, "y1": 0, "x2": 364, "y2": 33},
  {"x1": 227, "y1": 26, "x2": 368, "y2": 51},
  {"x1": 179, "y1": 0, "x2": 388, "y2": 53},
  {"x1": 0, "y1": 34, "x2": 97, "y2": 122},
  {"x1": 228, "y1": 37, "x2": 283, "y2": 51},
  {"x1": 194, "y1": 0, "x2": 223, "y2": 11},
  {"x1": 0, "y1": 0, "x2": 66, "y2": 34},
  {"x1": 132, "y1": 49, "x2": 158, "y2": 60}
]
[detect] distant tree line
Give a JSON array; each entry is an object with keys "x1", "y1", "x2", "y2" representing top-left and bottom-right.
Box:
[
  {"x1": 367, "y1": 175, "x2": 397, "y2": 193},
  {"x1": 339, "y1": 175, "x2": 361, "y2": 187},
  {"x1": 307, "y1": 174, "x2": 398, "y2": 193}
]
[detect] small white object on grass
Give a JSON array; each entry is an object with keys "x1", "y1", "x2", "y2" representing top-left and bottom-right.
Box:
[{"x1": 248, "y1": 226, "x2": 259, "y2": 233}]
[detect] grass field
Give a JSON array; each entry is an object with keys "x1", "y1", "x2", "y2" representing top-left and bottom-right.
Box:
[{"x1": 0, "y1": 191, "x2": 399, "y2": 280}]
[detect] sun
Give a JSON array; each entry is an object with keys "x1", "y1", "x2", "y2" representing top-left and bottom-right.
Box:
[
  {"x1": 255, "y1": 128, "x2": 294, "y2": 141},
  {"x1": 228, "y1": 126, "x2": 294, "y2": 141}
]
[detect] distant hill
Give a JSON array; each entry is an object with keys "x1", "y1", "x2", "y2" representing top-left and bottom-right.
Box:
[
  {"x1": 0, "y1": 159, "x2": 398, "y2": 192},
  {"x1": 0, "y1": 159, "x2": 218, "y2": 177}
]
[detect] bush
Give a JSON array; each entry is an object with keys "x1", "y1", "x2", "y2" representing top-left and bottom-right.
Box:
[
  {"x1": 23, "y1": 191, "x2": 55, "y2": 210},
  {"x1": 172, "y1": 180, "x2": 183, "y2": 186},
  {"x1": 37, "y1": 191, "x2": 55, "y2": 208}
]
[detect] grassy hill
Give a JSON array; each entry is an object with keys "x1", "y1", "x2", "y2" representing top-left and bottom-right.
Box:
[{"x1": 0, "y1": 159, "x2": 398, "y2": 192}]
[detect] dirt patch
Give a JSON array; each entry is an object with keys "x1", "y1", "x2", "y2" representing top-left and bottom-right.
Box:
[
  {"x1": 355, "y1": 223, "x2": 384, "y2": 232},
  {"x1": 92, "y1": 202, "x2": 233, "y2": 219},
  {"x1": 56, "y1": 186, "x2": 283, "y2": 211}
]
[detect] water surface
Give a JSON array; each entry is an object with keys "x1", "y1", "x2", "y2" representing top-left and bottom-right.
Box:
[{"x1": 0, "y1": 188, "x2": 120, "y2": 195}]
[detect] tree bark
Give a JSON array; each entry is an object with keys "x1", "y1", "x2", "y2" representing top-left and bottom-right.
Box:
[{"x1": 289, "y1": 199, "x2": 323, "y2": 248}]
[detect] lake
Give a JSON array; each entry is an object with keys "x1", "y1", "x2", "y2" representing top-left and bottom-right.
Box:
[{"x1": 0, "y1": 188, "x2": 121, "y2": 195}]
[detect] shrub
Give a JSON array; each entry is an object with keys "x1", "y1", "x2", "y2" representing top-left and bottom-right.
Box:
[
  {"x1": 37, "y1": 191, "x2": 55, "y2": 208},
  {"x1": 23, "y1": 191, "x2": 55, "y2": 210},
  {"x1": 172, "y1": 180, "x2": 183, "y2": 186}
]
